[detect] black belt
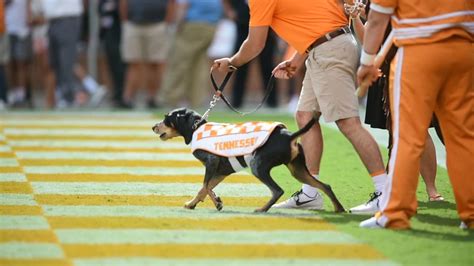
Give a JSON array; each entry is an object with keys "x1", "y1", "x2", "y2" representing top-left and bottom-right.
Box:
[{"x1": 305, "y1": 26, "x2": 351, "y2": 53}]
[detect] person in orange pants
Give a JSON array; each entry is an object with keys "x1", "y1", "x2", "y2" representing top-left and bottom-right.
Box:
[{"x1": 357, "y1": 0, "x2": 474, "y2": 229}]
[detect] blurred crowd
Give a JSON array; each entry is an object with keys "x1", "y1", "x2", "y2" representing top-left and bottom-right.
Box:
[{"x1": 0, "y1": 0, "x2": 300, "y2": 111}]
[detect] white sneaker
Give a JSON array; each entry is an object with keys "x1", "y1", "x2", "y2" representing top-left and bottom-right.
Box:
[
  {"x1": 89, "y1": 85, "x2": 107, "y2": 107},
  {"x1": 272, "y1": 190, "x2": 324, "y2": 210},
  {"x1": 349, "y1": 191, "x2": 382, "y2": 214},
  {"x1": 359, "y1": 216, "x2": 384, "y2": 229},
  {"x1": 460, "y1": 221, "x2": 472, "y2": 230}
]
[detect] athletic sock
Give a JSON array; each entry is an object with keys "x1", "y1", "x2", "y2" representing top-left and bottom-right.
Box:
[
  {"x1": 302, "y1": 174, "x2": 320, "y2": 198},
  {"x1": 371, "y1": 171, "x2": 387, "y2": 193},
  {"x1": 82, "y1": 76, "x2": 99, "y2": 94}
]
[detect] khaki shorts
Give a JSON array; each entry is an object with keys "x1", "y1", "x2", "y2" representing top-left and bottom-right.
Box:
[
  {"x1": 297, "y1": 33, "x2": 360, "y2": 122},
  {"x1": 122, "y1": 21, "x2": 169, "y2": 63}
]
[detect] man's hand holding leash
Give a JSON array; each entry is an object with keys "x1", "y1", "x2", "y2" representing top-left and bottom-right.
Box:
[
  {"x1": 212, "y1": 58, "x2": 238, "y2": 73},
  {"x1": 272, "y1": 52, "x2": 307, "y2": 80}
]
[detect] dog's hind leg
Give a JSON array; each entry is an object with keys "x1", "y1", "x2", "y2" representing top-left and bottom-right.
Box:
[
  {"x1": 250, "y1": 162, "x2": 284, "y2": 213},
  {"x1": 287, "y1": 144, "x2": 345, "y2": 213}
]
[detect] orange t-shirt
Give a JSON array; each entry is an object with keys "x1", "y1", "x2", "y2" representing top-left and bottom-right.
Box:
[
  {"x1": 371, "y1": 0, "x2": 474, "y2": 46},
  {"x1": 249, "y1": 0, "x2": 348, "y2": 54}
]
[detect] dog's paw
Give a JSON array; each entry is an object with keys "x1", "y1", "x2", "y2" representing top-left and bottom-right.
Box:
[
  {"x1": 215, "y1": 197, "x2": 223, "y2": 211},
  {"x1": 184, "y1": 201, "x2": 196, "y2": 210},
  {"x1": 253, "y1": 207, "x2": 268, "y2": 213}
]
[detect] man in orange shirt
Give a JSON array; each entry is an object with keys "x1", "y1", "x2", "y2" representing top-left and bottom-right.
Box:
[
  {"x1": 214, "y1": 0, "x2": 388, "y2": 213},
  {"x1": 358, "y1": 0, "x2": 473, "y2": 229}
]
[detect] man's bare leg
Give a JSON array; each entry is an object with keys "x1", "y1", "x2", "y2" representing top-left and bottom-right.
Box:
[
  {"x1": 122, "y1": 63, "x2": 141, "y2": 107},
  {"x1": 336, "y1": 117, "x2": 388, "y2": 214},
  {"x1": 420, "y1": 133, "x2": 443, "y2": 201},
  {"x1": 336, "y1": 117, "x2": 385, "y2": 175}
]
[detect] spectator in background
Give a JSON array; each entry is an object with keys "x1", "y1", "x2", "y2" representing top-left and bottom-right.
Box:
[
  {"x1": 41, "y1": 0, "x2": 83, "y2": 107},
  {"x1": 160, "y1": 0, "x2": 225, "y2": 109},
  {"x1": 225, "y1": 0, "x2": 277, "y2": 108},
  {"x1": 119, "y1": 0, "x2": 173, "y2": 109},
  {"x1": 0, "y1": 0, "x2": 8, "y2": 109},
  {"x1": 5, "y1": 0, "x2": 32, "y2": 107},
  {"x1": 99, "y1": 0, "x2": 126, "y2": 108}
]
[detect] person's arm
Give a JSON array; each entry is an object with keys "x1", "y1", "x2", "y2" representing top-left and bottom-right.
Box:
[
  {"x1": 213, "y1": 26, "x2": 268, "y2": 72},
  {"x1": 164, "y1": 0, "x2": 176, "y2": 23},
  {"x1": 352, "y1": 16, "x2": 365, "y2": 42},
  {"x1": 356, "y1": 10, "x2": 390, "y2": 86},
  {"x1": 222, "y1": 0, "x2": 236, "y2": 20},
  {"x1": 119, "y1": 0, "x2": 127, "y2": 21}
]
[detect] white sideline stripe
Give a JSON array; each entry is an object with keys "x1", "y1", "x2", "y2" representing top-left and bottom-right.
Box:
[
  {"x1": 0, "y1": 159, "x2": 19, "y2": 167},
  {"x1": 31, "y1": 182, "x2": 265, "y2": 196},
  {"x1": 3, "y1": 120, "x2": 156, "y2": 127},
  {"x1": 9, "y1": 140, "x2": 187, "y2": 149},
  {"x1": 16, "y1": 151, "x2": 195, "y2": 161},
  {"x1": 24, "y1": 166, "x2": 213, "y2": 175},
  {"x1": 0, "y1": 216, "x2": 50, "y2": 229},
  {"x1": 0, "y1": 173, "x2": 27, "y2": 182},
  {"x1": 74, "y1": 258, "x2": 399, "y2": 266},
  {"x1": 0, "y1": 145, "x2": 11, "y2": 152},
  {"x1": 5, "y1": 128, "x2": 158, "y2": 137},
  {"x1": 41, "y1": 205, "x2": 321, "y2": 219},
  {"x1": 0, "y1": 194, "x2": 37, "y2": 206},
  {"x1": 56, "y1": 229, "x2": 360, "y2": 244},
  {"x1": 0, "y1": 243, "x2": 64, "y2": 259}
]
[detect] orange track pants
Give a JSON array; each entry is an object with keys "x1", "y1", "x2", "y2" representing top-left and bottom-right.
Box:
[{"x1": 379, "y1": 38, "x2": 474, "y2": 229}]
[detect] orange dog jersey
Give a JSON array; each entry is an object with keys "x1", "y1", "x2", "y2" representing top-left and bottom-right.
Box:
[{"x1": 191, "y1": 122, "x2": 284, "y2": 159}]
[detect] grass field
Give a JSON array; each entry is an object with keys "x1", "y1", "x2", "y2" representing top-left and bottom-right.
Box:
[
  {"x1": 199, "y1": 111, "x2": 474, "y2": 265},
  {"x1": 0, "y1": 110, "x2": 472, "y2": 266}
]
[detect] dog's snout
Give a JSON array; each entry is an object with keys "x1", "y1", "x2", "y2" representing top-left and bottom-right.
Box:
[{"x1": 152, "y1": 125, "x2": 157, "y2": 132}]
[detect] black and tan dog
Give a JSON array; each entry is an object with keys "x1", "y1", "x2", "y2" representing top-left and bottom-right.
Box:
[{"x1": 152, "y1": 108, "x2": 345, "y2": 213}]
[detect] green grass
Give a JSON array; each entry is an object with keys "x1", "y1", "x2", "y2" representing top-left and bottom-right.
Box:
[{"x1": 156, "y1": 110, "x2": 474, "y2": 265}]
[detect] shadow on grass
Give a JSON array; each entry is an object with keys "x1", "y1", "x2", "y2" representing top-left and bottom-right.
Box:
[
  {"x1": 418, "y1": 200, "x2": 457, "y2": 210},
  {"x1": 316, "y1": 210, "x2": 474, "y2": 241},
  {"x1": 415, "y1": 212, "x2": 459, "y2": 226},
  {"x1": 315, "y1": 209, "x2": 372, "y2": 223},
  {"x1": 400, "y1": 227, "x2": 474, "y2": 241}
]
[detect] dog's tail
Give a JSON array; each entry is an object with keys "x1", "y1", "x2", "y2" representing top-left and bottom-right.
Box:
[{"x1": 290, "y1": 117, "x2": 316, "y2": 141}]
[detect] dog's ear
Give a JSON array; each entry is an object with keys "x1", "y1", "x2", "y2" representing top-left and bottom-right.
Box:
[{"x1": 170, "y1": 109, "x2": 202, "y2": 145}]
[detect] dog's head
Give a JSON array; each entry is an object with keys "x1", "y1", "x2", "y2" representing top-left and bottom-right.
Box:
[{"x1": 152, "y1": 108, "x2": 205, "y2": 144}]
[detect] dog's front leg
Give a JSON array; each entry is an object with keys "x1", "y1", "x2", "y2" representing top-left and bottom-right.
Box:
[{"x1": 184, "y1": 187, "x2": 207, "y2": 209}]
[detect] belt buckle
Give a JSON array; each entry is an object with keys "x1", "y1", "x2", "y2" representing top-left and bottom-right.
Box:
[{"x1": 325, "y1": 32, "x2": 332, "y2": 41}]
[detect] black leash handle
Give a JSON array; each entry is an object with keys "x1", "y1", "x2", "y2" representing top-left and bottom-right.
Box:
[{"x1": 210, "y1": 69, "x2": 276, "y2": 116}]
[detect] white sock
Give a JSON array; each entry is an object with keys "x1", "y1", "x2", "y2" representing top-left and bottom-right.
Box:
[
  {"x1": 372, "y1": 172, "x2": 387, "y2": 193},
  {"x1": 302, "y1": 174, "x2": 320, "y2": 198},
  {"x1": 82, "y1": 76, "x2": 99, "y2": 94}
]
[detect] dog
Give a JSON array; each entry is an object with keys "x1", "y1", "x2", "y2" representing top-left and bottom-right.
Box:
[{"x1": 152, "y1": 108, "x2": 345, "y2": 213}]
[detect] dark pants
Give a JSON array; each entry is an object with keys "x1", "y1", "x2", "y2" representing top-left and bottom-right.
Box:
[
  {"x1": 232, "y1": 24, "x2": 277, "y2": 108},
  {"x1": 0, "y1": 65, "x2": 7, "y2": 102},
  {"x1": 102, "y1": 25, "x2": 126, "y2": 103},
  {"x1": 48, "y1": 16, "x2": 81, "y2": 103}
]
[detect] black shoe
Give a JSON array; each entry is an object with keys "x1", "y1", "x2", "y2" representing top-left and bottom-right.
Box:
[
  {"x1": 116, "y1": 100, "x2": 134, "y2": 109},
  {"x1": 147, "y1": 100, "x2": 159, "y2": 109}
]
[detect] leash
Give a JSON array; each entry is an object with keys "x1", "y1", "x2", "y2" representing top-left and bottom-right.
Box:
[
  {"x1": 192, "y1": 65, "x2": 237, "y2": 130},
  {"x1": 209, "y1": 68, "x2": 276, "y2": 116}
]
